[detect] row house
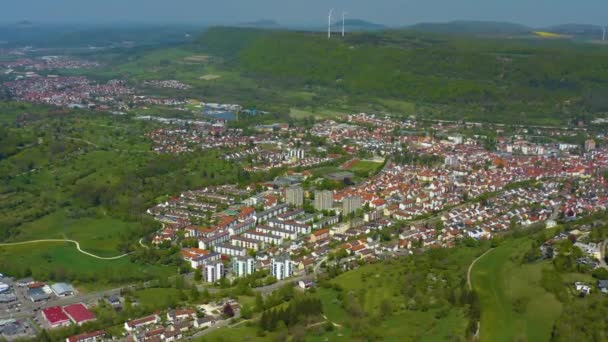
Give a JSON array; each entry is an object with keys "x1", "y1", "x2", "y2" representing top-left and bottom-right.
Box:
[
  {"x1": 276, "y1": 209, "x2": 305, "y2": 221},
  {"x1": 198, "y1": 231, "x2": 230, "y2": 250},
  {"x1": 256, "y1": 203, "x2": 289, "y2": 223},
  {"x1": 268, "y1": 218, "x2": 312, "y2": 235},
  {"x1": 228, "y1": 219, "x2": 256, "y2": 236},
  {"x1": 215, "y1": 243, "x2": 247, "y2": 257},
  {"x1": 312, "y1": 216, "x2": 339, "y2": 229},
  {"x1": 243, "y1": 231, "x2": 284, "y2": 245},
  {"x1": 230, "y1": 236, "x2": 263, "y2": 251},
  {"x1": 256, "y1": 225, "x2": 298, "y2": 240}
]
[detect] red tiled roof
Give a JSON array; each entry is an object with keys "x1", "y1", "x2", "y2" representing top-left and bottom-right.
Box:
[{"x1": 67, "y1": 330, "x2": 105, "y2": 342}]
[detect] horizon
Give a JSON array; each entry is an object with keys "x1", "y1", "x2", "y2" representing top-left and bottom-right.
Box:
[
  {"x1": 2, "y1": 0, "x2": 608, "y2": 28},
  {"x1": 0, "y1": 18, "x2": 605, "y2": 30}
]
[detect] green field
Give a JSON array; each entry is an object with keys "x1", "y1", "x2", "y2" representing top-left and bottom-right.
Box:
[
  {"x1": 0, "y1": 243, "x2": 172, "y2": 291},
  {"x1": 472, "y1": 238, "x2": 563, "y2": 342},
  {"x1": 134, "y1": 288, "x2": 186, "y2": 310},
  {"x1": 197, "y1": 324, "x2": 278, "y2": 342},
  {"x1": 12, "y1": 209, "x2": 139, "y2": 256},
  {"x1": 347, "y1": 160, "x2": 384, "y2": 175}
]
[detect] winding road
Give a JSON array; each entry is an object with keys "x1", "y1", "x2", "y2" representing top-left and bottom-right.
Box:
[{"x1": 0, "y1": 239, "x2": 131, "y2": 260}]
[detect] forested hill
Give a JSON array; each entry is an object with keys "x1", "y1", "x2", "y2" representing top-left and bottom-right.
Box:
[{"x1": 196, "y1": 27, "x2": 608, "y2": 125}]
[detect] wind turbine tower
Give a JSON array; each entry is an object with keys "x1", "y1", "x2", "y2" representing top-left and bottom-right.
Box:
[
  {"x1": 342, "y1": 12, "x2": 348, "y2": 37},
  {"x1": 328, "y1": 8, "x2": 334, "y2": 39}
]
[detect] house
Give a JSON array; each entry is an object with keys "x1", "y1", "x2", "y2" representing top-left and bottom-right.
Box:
[
  {"x1": 598, "y1": 280, "x2": 608, "y2": 294},
  {"x1": 124, "y1": 314, "x2": 160, "y2": 331},
  {"x1": 575, "y1": 282, "x2": 592, "y2": 296},
  {"x1": 167, "y1": 308, "x2": 196, "y2": 322},
  {"x1": 194, "y1": 316, "x2": 215, "y2": 329},
  {"x1": 310, "y1": 228, "x2": 329, "y2": 243},
  {"x1": 66, "y1": 330, "x2": 105, "y2": 342},
  {"x1": 106, "y1": 295, "x2": 121, "y2": 308},
  {"x1": 298, "y1": 280, "x2": 315, "y2": 289}
]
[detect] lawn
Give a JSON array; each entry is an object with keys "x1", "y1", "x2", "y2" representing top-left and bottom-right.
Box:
[
  {"x1": 134, "y1": 288, "x2": 186, "y2": 311},
  {"x1": 346, "y1": 160, "x2": 384, "y2": 175},
  {"x1": 472, "y1": 238, "x2": 563, "y2": 342},
  {"x1": 197, "y1": 324, "x2": 278, "y2": 342}
]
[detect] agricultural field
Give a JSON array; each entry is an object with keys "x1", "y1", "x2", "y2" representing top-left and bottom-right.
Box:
[{"x1": 471, "y1": 237, "x2": 563, "y2": 342}]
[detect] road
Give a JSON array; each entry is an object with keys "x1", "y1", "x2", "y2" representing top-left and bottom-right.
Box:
[{"x1": 0, "y1": 239, "x2": 130, "y2": 260}]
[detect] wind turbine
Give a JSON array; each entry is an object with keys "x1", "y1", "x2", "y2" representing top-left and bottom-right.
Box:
[
  {"x1": 603, "y1": 26, "x2": 607, "y2": 41},
  {"x1": 342, "y1": 11, "x2": 348, "y2": 37},
  {"x1": 328, "y1": 8, "x2": 334, "y2": 39}
]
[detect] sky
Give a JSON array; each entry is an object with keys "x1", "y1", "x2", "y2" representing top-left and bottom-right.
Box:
[{"x1": 1, "y1": 0, "x2": 607, "y2": 27}]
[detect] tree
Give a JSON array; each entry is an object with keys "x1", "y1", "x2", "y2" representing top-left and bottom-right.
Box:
[
  {"x1": 189, "y1": 286, "x2": 200, "y2": 301},
  {"x1": 255, "y1": 292, "x2": 265, "y2": 311},
  {"x1": 194, "y1": 268, "x2": 202, "y2": 281},
  {"x1": 241, "y1": 304, "x2": 253, "y2": 319},
  {"x1": 223, "y1": 303, "x2": 235, "y2": 318}
]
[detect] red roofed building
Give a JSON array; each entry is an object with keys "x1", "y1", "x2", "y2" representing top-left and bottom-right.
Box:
[
  {"x1": 124, "y1": 314, "x2": 160, "y2": 331},
  {"x1": 310, "y1": 228, "x2": 329, "y2": 243},
  {"x1": 66, "y1": 330, "x2": 105, "y2": 342},
  {"x1": 63, "y1": 303, "x2": 96, "y2": 325},
  {"x1": 42, "y1": 306, "x2": 71, "y2": 328}
]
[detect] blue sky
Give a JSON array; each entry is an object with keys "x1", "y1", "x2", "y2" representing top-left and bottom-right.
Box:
[{"x1": 2, "y1": 0, "x2": 607, "y2": 27}]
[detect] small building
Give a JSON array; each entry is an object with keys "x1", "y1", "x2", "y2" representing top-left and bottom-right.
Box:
[
  {"x1": 28, "y1": 287, "x2": 50, "y2": 302},
  {"x1": 106, "y1": 295, "x2": 121, "y2": 308},
  {"x1": 310, "y1": 228, "x2": 330, "y2": 243},
  {"x1": 63, "y1": 303, "x2": 96, "y2": 325},
  {"x1": 42, "y1": 306, "x2": 71, "y2": 328},
  {"x1": 298, "y1": 280, "x2": 315, "y2": 289},
  {"x1": 124, "y1": 314, "x2": 160, "y2": 331},
  {"x1": 66, "y1": 330, "x2": 106, "y2": 342},
  {"x1": 575, "y1": 282, "x2": 592, "y2": 296},
  {"x1": 167, "y1": 308, "x2": 196, "y2": 322},
  {"x1": 51, "y1": 283, "x2": 75, "y2": 297}
]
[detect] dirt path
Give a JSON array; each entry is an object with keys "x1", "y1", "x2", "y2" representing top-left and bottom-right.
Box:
[
  {"x1": 467, "y1": 248, "x2": 495, "y2": 291},
  {"x1": 0, "y1": 239, "x2": 131, "y2": 260}
]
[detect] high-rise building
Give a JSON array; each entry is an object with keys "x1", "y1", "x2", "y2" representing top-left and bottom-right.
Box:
[
  {"x1": 444, "y1": 155, "x2": 458, "y2": 167},
  {"x1": 232, "y1": 258, "x2": 256, "y2": 278},
  {"x1": 585, "y1": 139, "x2": 596, "y2": 152},
  {"x1": 215, "y1": 262, "x2": 224, "y2": 281},
  {"x1": 286, "y1": 186, "x2": 304, "y2": 207},
  {"x1": 204, "y1": 265, "x2": 216, "y2": 283},
  {"x1": 271, "y1": 256, "x2": 293, "y2": 281},
  {"x1": 246, "y1": 258, "x2": 256, "y2": 275},
  {"x1": 233, "y1": 260, "x2": 246, "y2": 277},
  {"x1": 288, "y1": 149, "x2": 305, "y2": 160},
  {"x1": 314, "y1": 190, "x2": 334, "y2": 211},
  {"x1": 204, "y1": 262, "x2": 224, "y2": 283},
  {"x1": 342, "y1": 195, "x2": 362, "y2": 215}
]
